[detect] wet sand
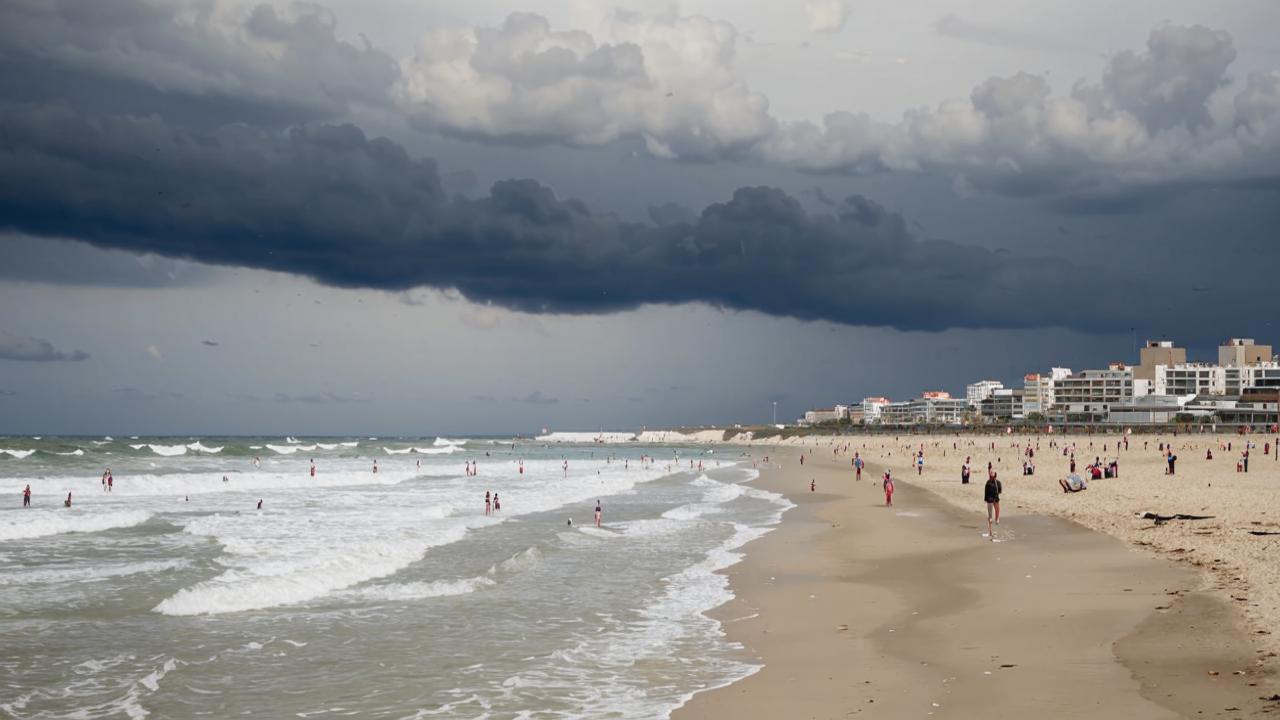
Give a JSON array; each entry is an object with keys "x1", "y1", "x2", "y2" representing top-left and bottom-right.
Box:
[{"x1": 675, "y1": 446, "x2": 1276, "y2": 719}]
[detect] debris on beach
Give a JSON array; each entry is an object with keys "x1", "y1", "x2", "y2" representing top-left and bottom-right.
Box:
[{"x1": 1137, "y1": 512, "x2": 1215, "y2": 525}]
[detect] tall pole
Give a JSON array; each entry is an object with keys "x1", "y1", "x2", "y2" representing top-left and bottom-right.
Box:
[{"x1": 773, "y1": 401, "x2": 777, "y2": 425}]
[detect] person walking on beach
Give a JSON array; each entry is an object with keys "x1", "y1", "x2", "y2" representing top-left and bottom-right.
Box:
[
  {"x1": 882, "y1": 471, "x2": 894, "y2": 506},
  {"x1": 916, "y1": 452, "x2": 924, "y2": 475},
  {"x1": 22, "y1": 484, "x2": 31, "y2": 507},
  {"x1": 984, "y1": 473, "x2": 1002, "y2": 541},
  {"x1": 594, "y1": 500, "x2": 602, "y2": 527},
  {"x1": 854, "y1": 453, "x2": 863, "y2": 480},
  {"x1": 961, "y1": 458, "x2": 971, "y2": 485}
]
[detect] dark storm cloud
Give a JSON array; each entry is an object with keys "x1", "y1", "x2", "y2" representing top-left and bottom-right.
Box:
[
  {"x1": 0, "y1": 104, "x2": 1135, "y2": 333},
  {"x1": 0, "y1": 0, "x2": 1274, "y2": 339},
  {"x1": 0, "y1": 332, "x2": 90, "y2": 362}
]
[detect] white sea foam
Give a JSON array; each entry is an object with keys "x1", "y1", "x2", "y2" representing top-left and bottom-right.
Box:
[
  {"x1": 154, "y1": 523, "x2": 472, "y2": 615},
  {"x1": 265, "y1": 443, "x2": 318, "y2": 454},
  {"x1": 144, "y1": 444, "x2": 188, "y2": 457},
  {"x1": 0, "y1": 448, "x2": 37, "y2": 459},
  {"x1": 186, "y1": 442, "x2": 223, "y2": 453},
  {"x1": 54, "y1": 449, "x2": 86, "y2": 456},
  {"x1": 349, "y1": 576, "x2": 494, "y2": 603},
  {"x1": 383, "y1": 445, "x2": 460, "y2": 455},
  {"x1": 0, "y1": 509, "x2": 153, "y2": 540},
  {"x1": 0, "y1": 558, "x2": 187, "y2": 586},
  {"x1": 433, "y1": 437, "x2": 463, "y2": 447}
]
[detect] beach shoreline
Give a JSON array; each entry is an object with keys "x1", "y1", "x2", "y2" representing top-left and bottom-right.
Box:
[{"x1": 673, "y1": 440, "x2": 1277, "y2": 719}]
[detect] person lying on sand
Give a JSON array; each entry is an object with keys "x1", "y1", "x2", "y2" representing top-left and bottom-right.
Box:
[{"x1": 1059, "y1": 474, "x2": 1087, "y2": 493}]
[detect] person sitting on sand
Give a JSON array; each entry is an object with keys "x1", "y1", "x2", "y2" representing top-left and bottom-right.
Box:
[
  {"x1": 1060, "y1": 474, "x2": 1087, "y2": 493},
  {"x1": 1089, "y1": 463, "x2": 1103, "y2": 480}
]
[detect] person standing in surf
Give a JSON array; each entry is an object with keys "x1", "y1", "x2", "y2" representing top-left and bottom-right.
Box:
[
  {"x1": 594, "y1": 500, "x2": 602, "y2": 527},
  {"x1": 22, "y1": 484, "x2": 31, "y2": 507},
  {"x1": 493, "y1": 493, "x2": 500, "y2": 512},
  {"x1": 485, "y1": 491, "x2": 491, "y2": 516}
]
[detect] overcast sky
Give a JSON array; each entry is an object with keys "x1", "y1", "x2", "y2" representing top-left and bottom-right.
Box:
[{"x1": 2, "y1": 0, "x2": 1279, "y2": 435}]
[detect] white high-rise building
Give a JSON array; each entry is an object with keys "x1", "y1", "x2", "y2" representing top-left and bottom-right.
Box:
[
  {"x1": 1154, "y1": 364, "x2": 1226, "y2": 396},
  {"x1": 861, "y1": 397, "x2": 891, "y2": 423},
  {"x1": 1054, "y1": 364, "x2": 1145, "y2": 419},
  {"x1": 966, "y1": 380, "x2": 1003, "y2": 408}
]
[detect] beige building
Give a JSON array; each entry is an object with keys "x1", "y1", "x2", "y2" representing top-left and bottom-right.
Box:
[
  {"x1": 1135, "y1": 340, "x2": 1186, "y2": 381},
  {"x1": 1219, "y1": 338, "x2": 1273, "y2": 367}
]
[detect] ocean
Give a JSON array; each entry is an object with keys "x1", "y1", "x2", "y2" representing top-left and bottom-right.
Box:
[{"x1": 0, "y1": 436, "x2": 789, "y2": 719}]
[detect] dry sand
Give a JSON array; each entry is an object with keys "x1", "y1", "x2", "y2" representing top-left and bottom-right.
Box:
[{"x1": 674, "y1": 440, "x2": 1278, "y2": 719}]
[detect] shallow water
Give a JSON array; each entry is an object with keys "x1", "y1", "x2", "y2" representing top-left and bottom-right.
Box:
[{"x1": 0, "y1": 437, "x2": 788, "y2": 718}]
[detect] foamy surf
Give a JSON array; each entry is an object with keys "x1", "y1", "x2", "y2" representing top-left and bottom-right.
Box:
[{"x1": 0, "y1": 509, "x2": 154, "y2": 541}]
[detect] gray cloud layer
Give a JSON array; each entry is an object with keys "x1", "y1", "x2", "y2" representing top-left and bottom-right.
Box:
[
  {"x1": 0, "y1": 104, "x2": 1121, "y2": 332},
  {"x1": 0, "y1": 331, "x2": 90, "y2": 362},
  {"x1": 0, "y1": 1, "x2": 1275, "y2": 340}
]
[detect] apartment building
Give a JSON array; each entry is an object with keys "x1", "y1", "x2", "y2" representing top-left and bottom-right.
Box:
[
  {"x1": 1135, "y1": 340, "x2": 1186, "y2": 381},
  {"x1": 1219, "y1": 338, "x2": 1273, "y2": 367},
  {"x1": 1226, "y1": 364, "x2": 1280, "y2": 394},
  {"x1": 965, "y1": 380, "x2": 1003, "y2": 408},
  {"x1": 1154, "y1": 363, "x2": 1226, "y2": 396},
  {"x1": 980, "y1": 388, "x2": 1025, "y2": 420},
  {"x1": 1053, "y1": 364, "x2": 1147, "y2": 419},
  {"x1": 861, "y1": 397, "x2": 891, "y2": 424}
]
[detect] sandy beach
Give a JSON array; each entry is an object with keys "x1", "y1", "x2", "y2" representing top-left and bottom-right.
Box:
[{"x1": 676, "y1": 437, "x2": 1278, "y2": 719}]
